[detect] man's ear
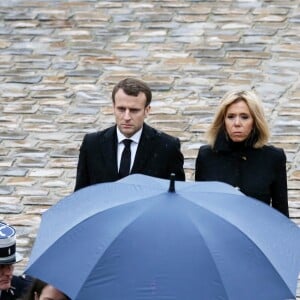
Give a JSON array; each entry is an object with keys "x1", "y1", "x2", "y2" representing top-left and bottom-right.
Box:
[
  {"x1": 145, "y1": 105, "x2": 151, "y2": 117},
  {"x1": 34, "y1": 291, "x2": 39, "y2": 300}
]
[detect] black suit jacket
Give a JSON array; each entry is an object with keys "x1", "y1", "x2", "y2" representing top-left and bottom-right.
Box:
[
  {"x1": 0, "y1": 275, "x2": 32, "y2": 300},
  {"x1": 74, "y1": 123, "x2": 185, "y2": 191}
]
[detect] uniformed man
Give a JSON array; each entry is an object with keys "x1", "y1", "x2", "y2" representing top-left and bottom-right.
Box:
[{"x1": 0, "y1": 222, "x2": 32, "y2": 300}]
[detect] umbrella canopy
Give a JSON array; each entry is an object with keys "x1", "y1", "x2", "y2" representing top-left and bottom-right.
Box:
[{"x1": 25, "y1": 174, "x2": 300, "y2": 300}]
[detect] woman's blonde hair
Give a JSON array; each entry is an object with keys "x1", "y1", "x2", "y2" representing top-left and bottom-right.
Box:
[{"x1": 206, "y1": 90, "x2": 270, "y2": 148}]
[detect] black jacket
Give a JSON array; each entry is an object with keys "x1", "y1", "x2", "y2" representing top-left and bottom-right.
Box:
[
  {"x1": 0, "y1": 275, "x2": 32, "y2": 300},
  {"x1": 195, "y1": 133, "x2": 289, "y2": 217},
  {"x1": 75, "y1": 123, "x2": 185, "y2": 191}
]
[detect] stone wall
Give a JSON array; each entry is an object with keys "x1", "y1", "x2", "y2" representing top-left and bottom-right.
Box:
[{"x1": 0, "y1": 0, "x2": 299, "y2": 295}]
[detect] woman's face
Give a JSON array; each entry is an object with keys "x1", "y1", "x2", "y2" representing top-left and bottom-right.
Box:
[
  {"x1": 224, "y1": 100, "x2": 254, "y2": 142},
  {"x1": 35, "y1": 285, "x2": 68, "y2": 300}
]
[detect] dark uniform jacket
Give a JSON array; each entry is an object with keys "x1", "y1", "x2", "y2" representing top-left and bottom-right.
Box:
[
  {"x1": 75, "y1": 123, "x2": 185, "y2": 191},
  {"x1": 0, "y1": 275, "x2": 32, "y2": 300},
  {"x1": 195, "y1": 132, "x2": 289, "y2": 217}
]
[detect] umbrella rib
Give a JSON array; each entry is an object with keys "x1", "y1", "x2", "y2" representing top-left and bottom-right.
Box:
[
  {"x1": 185, "y1": 215, "x2": 231, "y2": 300},
  {"x1": 184, "y1": 197, "x2": 295, "y2": 297},
  {"x1": 71, "y1": 193, "x2": 168, "y2": 299}
]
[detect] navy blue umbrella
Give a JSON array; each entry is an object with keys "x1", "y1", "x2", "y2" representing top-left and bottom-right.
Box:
[{"x1": 25, "y1": 174, "x2": 300, "y2": 300}]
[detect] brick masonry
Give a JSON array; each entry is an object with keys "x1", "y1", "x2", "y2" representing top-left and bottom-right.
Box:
[{"x1": 0, "y1": 0, "x2": 299, "y2": 296}]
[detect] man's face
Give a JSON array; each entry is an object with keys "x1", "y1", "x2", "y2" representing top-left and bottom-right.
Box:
[
  {"x1": 0, "y1": 264, "x2": 13, "y2": 290},
  {"x1": 113, "y1": 88, "x2": 150, "y2": 138}
]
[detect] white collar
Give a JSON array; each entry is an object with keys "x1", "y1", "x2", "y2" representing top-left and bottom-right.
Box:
[{"x1": 117, "y1": 126, "x2": 143, "y2": 144}]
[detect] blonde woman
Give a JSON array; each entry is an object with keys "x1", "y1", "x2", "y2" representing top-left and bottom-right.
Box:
[{"x1": 195, "y1": 90, "x2": 289, "y2": 217}]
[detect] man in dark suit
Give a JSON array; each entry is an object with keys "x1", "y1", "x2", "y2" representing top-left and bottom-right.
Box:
[
  {"x1": 74, "y1": 78, "x2": 185, "y2": 191},
  {"x1": 0, "y1": 222, "x2": 32, "y2": 300}
]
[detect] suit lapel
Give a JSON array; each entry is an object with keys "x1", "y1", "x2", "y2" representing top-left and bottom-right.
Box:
[
  {"x1": 100, "y1": 126, "x2": 119, "y2": 177},
  {"x1": 132, "y1": 124, "x2": 156, "y2": 173}
]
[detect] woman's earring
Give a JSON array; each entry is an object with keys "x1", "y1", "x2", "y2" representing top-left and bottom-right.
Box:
[{"x1": 34, "y1": 291, "x2": 39, "y2": 300}]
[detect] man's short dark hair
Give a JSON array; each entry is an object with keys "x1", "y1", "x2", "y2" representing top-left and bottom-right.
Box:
[{"x1": 112, "y1": 78, "x2": 152, "y2": 107}]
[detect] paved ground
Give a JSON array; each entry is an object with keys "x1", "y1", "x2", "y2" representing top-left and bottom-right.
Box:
[{"x1": 0, "y1": 0, "x2": 299, "y2": 297}]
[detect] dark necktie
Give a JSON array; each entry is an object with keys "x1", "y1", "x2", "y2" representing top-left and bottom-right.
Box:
[{"x1": 119, "y1": 139, "x2": 132, "y2": 178}]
